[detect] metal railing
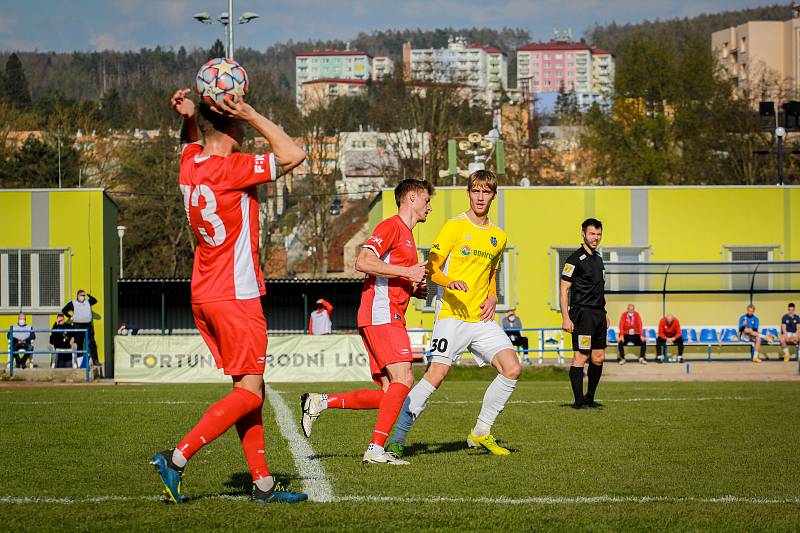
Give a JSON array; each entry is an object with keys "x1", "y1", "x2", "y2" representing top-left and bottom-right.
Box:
[{"x1": 2, "y1": 329, "x2": 90, "y2": 383}]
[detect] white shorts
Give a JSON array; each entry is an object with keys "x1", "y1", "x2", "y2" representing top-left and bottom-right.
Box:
[{"x1": 427, "y1": 318, "x2": 514, "y2": 367}]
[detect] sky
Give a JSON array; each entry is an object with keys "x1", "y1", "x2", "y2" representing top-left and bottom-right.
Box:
[{"x1": 0, "y1": 0, "x2": 780, "y2": 53}]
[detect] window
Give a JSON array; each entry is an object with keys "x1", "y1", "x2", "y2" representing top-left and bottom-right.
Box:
[
  {"x1": 416, "y1": 247, "x2": 516, "y2": 312},
  {"x1": 549, "y1": 246, "x2": 650, "y2": 310},
  {"x1": 0, "y1": 248, "x2": 67, "y2": 312},
  {"x1": 555, "y1": 54, "x2": 563, "y2": 59},
  {"x1": 725, "y1": 245, "x2": 779, "y2": 290},
  {"x1": 544, "y1": 54, "x2": 550, "y2": 59}
]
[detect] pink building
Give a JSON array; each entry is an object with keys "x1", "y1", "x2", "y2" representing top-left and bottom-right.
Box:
[{"x1": 516, "y1": 40, "x2": 615, "y2": 109}]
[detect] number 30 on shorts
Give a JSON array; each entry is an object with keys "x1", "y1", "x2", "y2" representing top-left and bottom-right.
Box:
[{"x1": 430, "y1": 338, "x2": 449, "y2": 353}]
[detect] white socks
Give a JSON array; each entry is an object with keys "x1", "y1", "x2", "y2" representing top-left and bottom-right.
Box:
[
  {"x1": 319, "y1": 394, "x2": 329, "y2": 411},
  {"x1": 474, "y1": 374, "x2": 518, "y2": 436},
  {"x1": 254, "y1": 475, "x2": 275, "y2": 492},
  {"x1": 171, "y1": 449, "x2": 187, "y2": 468},
  {"x1": 409, "y1": 378, "x2": 437, "y2": 418}
]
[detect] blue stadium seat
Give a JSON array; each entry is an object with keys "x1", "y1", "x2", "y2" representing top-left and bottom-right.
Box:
[
  {"x1": 720, "y1": 328, "x2": 739, "y2": 343},
  {"x1": 700, "y1": 328, "x2": 718, "y2": 343},
  {"x1": 682, "y1": 328, "x2": 698, "y2": 343},
  {"x1": 761, "y1": 328, "x2": 779, "y2": 339},
  {"x1": 645, "y1": 328, "x2": 657, "y2": 342},
  {"x1": 607, "y1": 328, "x2": 617, "y2": 343}
]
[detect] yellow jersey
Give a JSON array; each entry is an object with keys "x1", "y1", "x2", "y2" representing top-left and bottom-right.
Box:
[{"x1": 430, "y1": 213, "x2": 507, "y2": 322}]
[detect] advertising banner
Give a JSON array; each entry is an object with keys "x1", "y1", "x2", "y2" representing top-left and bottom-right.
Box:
[{"x1": 114, "y1": 335, "x2": 371, "y2": 383}]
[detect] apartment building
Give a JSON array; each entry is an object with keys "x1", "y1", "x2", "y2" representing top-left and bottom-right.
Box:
[
  {"x1": 299, "y1": 78, "x2": 368, "y2": 114},
  {"x1": 516, "y1": 40, "x2": 615, "y2": 109},
  {"x1": 711, "y1": 9, "x2": 800, "y2": 99},
  {"x1": 295, "y1": 49, "x2": 372, "y2": 108},
  {"x1": 372, "y1": 56, "x2": 395, "y2": 81}
]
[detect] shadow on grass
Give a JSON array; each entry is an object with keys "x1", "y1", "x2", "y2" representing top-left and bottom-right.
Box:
[{"x1": 403, "y1": 440, "x2": 518, "y2": 456}]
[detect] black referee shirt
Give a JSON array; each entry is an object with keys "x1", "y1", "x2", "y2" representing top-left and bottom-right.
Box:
[{"x1": 561, "y1": 245, "x2": 606, "y2": 309}]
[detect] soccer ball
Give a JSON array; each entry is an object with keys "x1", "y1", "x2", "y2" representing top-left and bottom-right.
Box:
[{"x1": 194, "y1": 58, "x2": 249, "y2": 106}]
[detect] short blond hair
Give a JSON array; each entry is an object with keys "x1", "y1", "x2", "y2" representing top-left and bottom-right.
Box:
[{"x1": 467, "y1": 170, "x2": 497, "y2": 194}]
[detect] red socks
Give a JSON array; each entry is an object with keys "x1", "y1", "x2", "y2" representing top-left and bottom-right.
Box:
[
  {"x1": 177, "y1": 387, "x2": 263, "y2": 461},
  {"x1": 371, "y1": 382, "x2": 410, "y2": 447},
  {"x1": 235, "y1": 408, "x2": 270, "y2": 481},
  {"x1": 326, "y1": 389, "x2": 384, "y2": 409}
]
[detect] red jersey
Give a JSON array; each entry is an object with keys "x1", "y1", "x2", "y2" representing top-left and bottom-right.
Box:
[
  {"x1": 619, "y1": 311, "x2": 643, "y2": 336},
  {"x1": 658, "y1": 317, "x2": 681, "y2": 339},
  {"x1": 179, "y1": 143, "x2": 276, "y2": 303},
  {"x1": 357, "y1": 215, "x2": 418, "y2": 327}
]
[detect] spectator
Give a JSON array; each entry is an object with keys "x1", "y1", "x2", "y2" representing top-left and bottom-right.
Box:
[
  {"x1": 780, "y1": 302, "x2": 799, "y2": 361},
  {"x1": 617, "y1": 303, "x2": 647, "y2": 364},
  {"x1": 8, "y1": 313, "x2": 35, "y2": 369},
  {"x1": 502, "y1": 309, "x2": 530, "y2": 362},
  {"x1": 118, "y1": 322, "x2": 131, "y2": 336},
  {"x1": 308, "y1": 299, "x2": 333, "y2": 335},
  {"x1": 739, "y1": 304, "x2": 764, "y2": 363},
  {"x1": 656, "y1": 314, "x2": 684, "y2": 363},
  {"x1": 62, "y1": 289, "x2": 98, "y2": 366},
  {"x1": 49, "y1": 313, "x2": 76, "y2": 368}
]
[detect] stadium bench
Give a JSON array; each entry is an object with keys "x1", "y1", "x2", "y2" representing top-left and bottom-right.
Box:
[
  {"x1": 699, "y1": 328, "x2": 718, "y2": 343},
  {"x1": 607, "y1": 328, "x2": 617, "y2": 344},
  {"x1": 682, "y1": 328, "x2": 698, "y2": 343}
]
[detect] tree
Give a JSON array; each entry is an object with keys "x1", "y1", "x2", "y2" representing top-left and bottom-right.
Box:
[
  {"x1": 208, "y1": 39, "x2": 226, "y2": 60},
  {"x1": 112, "y1": 132, "x2": 195, "y2": 277},
  {"x1": 4, "y1": 53, "x2": 32, "y2": 108},
  {"x1": 0, "y1": 133, "x2": 80, "y2": 188},
  {"x1": 99, "y1": 88, "x2": 131, "y2": 130},
  {"x1": 555, "y1": 85, "x2": 580, "y2": 124}
]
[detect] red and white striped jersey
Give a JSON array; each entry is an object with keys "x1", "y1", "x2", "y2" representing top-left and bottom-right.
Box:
[
  {"x1": 357, "y1": 215, "x2": 418, "y2": 327},
  {"x1": 179, "y1": 143, "x2": 275, "y2": 303}
]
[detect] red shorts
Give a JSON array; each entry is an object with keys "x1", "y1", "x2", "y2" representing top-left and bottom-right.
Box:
[
  {"x1": 192, "y1": 298, "x2": 267, "y2": 376},
  {"x1": 359, "y1": 323, "x2": 413, "y2": 385}
]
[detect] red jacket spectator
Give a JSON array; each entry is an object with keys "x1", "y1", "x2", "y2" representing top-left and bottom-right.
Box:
[
  {"x1": 658, "y1": 316, "x2": 681, "y2": 339},
  {"x1": 618, "y1": 309, "x2": 643, "y2": 336}
]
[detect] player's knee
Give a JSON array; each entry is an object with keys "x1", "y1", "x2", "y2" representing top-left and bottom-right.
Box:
[
  {"x1": 592, "y1": 353, "x2": 606, "y2": 364},
  {"x1": 503, "y1": 361, "x2": 522, "y2": 380}
]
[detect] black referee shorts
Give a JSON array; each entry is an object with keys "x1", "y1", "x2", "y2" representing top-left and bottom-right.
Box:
[{"x1": 569, "y1": 306, "x2": 607, "y2": 353}]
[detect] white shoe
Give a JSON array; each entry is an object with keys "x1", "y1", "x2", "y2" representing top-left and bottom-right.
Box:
[
  {"x1": 638, "y1": 358, "x2": 648, "y2": 365},
  {"x1": 362, "y1": 449, "x2": 409, "y2": 465},
  {"x1": 618, "y1": 358, "x2": 626, "y2": 365},
  {"x1": 300, "y1": 393, "x2": 323, "y2": 438}
]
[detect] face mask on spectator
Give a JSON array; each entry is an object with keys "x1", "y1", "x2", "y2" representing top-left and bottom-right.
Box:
[{"x1": 78, "y1": 295, "x2": 85, "y2": 303}]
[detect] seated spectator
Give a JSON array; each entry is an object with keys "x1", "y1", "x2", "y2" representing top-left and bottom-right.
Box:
[
  {"x1": 780, "y1": 302, "x2": 799, "y2": 361},
  {"x1": 739, "y1": 304, "x2": 764, "y2": 362},
  {"x1": 309, "y1": 299, "x2": 333, "y2": 335},
  {"x1": 49, "y1": 313, "x2": 76, "y2": 368},
  {"x1": 502, "y1": 309, "x2": 530, "y2": 362},
  {"x1": 656, "y1": 314, "x2": 684, "y2": 363},
  {"x1": 617, "y1": 304, "x2": 646, "y2": 364},
  {"x1": 8, "y1": 313, "x2": 35, "y2": 369},
  {"x1": 118, "y1": 322, "x2": 131, "y2": 336}
]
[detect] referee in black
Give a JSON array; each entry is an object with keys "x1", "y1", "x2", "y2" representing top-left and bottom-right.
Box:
[{"x1": 560, "y1": 218, "x2": 608, "y2": 409}]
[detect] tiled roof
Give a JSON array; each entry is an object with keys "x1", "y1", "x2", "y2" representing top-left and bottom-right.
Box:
[{"x1": 296, "y1": 49, "x2": 371, "y2": 58}]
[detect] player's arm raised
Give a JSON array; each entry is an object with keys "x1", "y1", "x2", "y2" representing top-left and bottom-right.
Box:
[
  {"x1": 428, "y1": 252, "x2": 468, "y2": 292},
  {"x1": 171, "y1": 88, "x2": 199, "y2": 144},
  {"x1": 355, "y1": 247, "x2": 427, "y2": 283},
  {"x1": 215, "y1": 97, "x2": 305, "y2": 176}
]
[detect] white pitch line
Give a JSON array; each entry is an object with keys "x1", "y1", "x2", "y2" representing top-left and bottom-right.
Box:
[
  {"x1": 1, "y1": 493, "x2": 798, "y2": 506},
  {"x1": 264, "y1": 385, "x2": 334, "y2": 503},
  {"x1": 431, "y1": 396, "x2": 762, "y2": 405}
]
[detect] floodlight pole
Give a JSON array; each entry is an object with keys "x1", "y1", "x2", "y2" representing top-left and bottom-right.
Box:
[{"x1": 227, "y1": 0, "x2": 234, "y2": 60}]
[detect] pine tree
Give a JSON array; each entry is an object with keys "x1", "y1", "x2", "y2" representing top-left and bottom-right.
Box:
[
  {"x1": 4, "y1": 53, "x2": 32, "y2": 108},
  {"x1": 208, "y1": 39, "x2": 226, "y2": 60}
]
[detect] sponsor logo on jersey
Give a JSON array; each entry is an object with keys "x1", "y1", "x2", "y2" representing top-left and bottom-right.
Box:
[
  {"x1": 393, "y1": 313, "x2": 402, "y2": 321},
  {"x1": 490, "y1": 236, "x2": 497, "y2": 247},
  {"x1": 460, "y1": 245, "x2": 472, "y2": 256},
  {"x1": 406, "y1": 239, "x2": 413, "y2": 247},
  {"x1": 578, "y1": 335, "x2": 591, "y2": 349},
  {"x1": 579, "y1": 254, "x2": 587, "y2": 261},
  {"x1": 254, "y1": 154, "x2": 265, "y2": 174},
  {"x1": 562, "y1": 263, "x2": 575, "y2": 277},
  {"x1": 368, "y1": 236, "x2": 383, "y2": 246},
  {"x1": 471, "y1": 249, "x2": 496, "y2": 260},
  {"x1": 432, "y1": 243, "x2": 441, "y2": 251}
]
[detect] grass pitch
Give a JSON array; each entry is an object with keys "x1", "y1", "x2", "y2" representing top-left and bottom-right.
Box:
[{"x1": 1, "y1": 371, "x2": 799, "y2": 531}]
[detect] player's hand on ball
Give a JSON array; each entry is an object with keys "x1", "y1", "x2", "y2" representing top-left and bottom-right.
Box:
[
  {"x1": 479, "y1": 296, "x2": 497, "y2": 322},
  {"x1": 214, "y1": 96, "x2": 258, "y2": 122},
  {"x1": 171, "y1": 88, "x2": 195, "y2": 118},
  {"x1": 448, "y1": 280, "x2": 469, "y2": 292},
  {"x1": 406, "y1": 260, "x2": 427, "y2": 283},
  {"x1": 562, "y1": 317, "x2": 574, "y2": 333}
]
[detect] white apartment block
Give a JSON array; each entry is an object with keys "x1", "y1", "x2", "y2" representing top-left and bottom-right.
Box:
[{"x1": 295, "y1": 50, "x2": 372, "y2": 108}]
